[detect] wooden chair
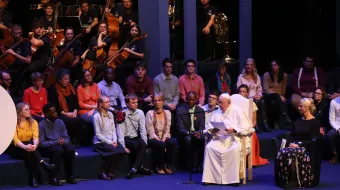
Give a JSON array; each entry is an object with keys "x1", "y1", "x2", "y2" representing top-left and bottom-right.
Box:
[{"x1": 230, "y1": 94, "x2": 253, "y2": 184}]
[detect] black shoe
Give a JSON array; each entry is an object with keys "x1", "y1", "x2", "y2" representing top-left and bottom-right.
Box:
[
  {"x1": 139, "y1": 167, "x2": 152, "y2": 175},
  {"x1": 126, "y1": 170, "x2": 136, "y2": 179},
  {"x1": 282, "y1": 114, "x2": 292, "y2": 123},
  {"x1": 273, "y1": 122, "x2": 280, "y2": 130},
  {"x1": 261, "y1": 121, "x2": 271, "y2": 132},
  {"x1": 66, "y1": 176, "x2": 77, "y2": 184},
  {"x1": 40, "y1": 161, "x2": 55, "y2": 172},
  {"x1": 29, "y1": 177, "x2": 39, "y2": 188},
  {"x1": 49, "y1": 178, "x2": 62, "y2": 186},
  {"x1": 255, "y1": 125, "x2": 262, "y2": 133}
]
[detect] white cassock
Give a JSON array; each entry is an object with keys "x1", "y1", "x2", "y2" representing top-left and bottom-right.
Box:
[{"x1": 202, "y1": 105, "x2": 253, "y2": 184}]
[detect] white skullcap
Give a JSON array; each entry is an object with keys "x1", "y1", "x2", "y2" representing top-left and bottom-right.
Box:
[{"x1": 219, "y1": 93, "x2": 231, "y2": 100}]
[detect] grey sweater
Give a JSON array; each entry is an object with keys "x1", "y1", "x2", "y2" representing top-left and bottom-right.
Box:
[{"x1": 38, "y1": 119, "x2": 70, "y2": 148}]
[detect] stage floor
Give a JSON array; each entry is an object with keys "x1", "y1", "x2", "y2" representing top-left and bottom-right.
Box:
[{"x1": 3, "y1": 161, "x2": 340, "y2": 190}]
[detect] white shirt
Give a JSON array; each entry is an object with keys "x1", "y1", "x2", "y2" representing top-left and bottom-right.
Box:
[{"x1": 329, "y1": 97, "x2": 340, "y2": 130}]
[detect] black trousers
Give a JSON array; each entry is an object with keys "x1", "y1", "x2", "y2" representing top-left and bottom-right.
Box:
[
  {"x1": 148, "y1": 138, "x2": 177, "y2": 168},
  {"x1": 124, "y1": 137, "x2": 147, "y2": 170},
  {"x1": 198, "y1": 32, "x2": 215, "y2": 60},
  {"x1": 327, "y1": 129, "x2": 339, "y2": 153},
  {"x1": 39, "y1": 144, "x2": 75, "y2": 179},
  {"x1": 9, "y1": 141, "x2": 42, "y2": 179},
  {"x1": 59, "y1": 115, "x2": 84, "y2": 145},
  {"x1": 178, "y1": 135, "x2": 205, "y2": 168},
  {"x1": 263, "y1": 93, "x2": 288, "y2": 115}
]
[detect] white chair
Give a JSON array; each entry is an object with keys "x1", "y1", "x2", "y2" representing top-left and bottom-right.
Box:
[{"x1": 230, "y1": 94, "x2": 253, "y2": 184}]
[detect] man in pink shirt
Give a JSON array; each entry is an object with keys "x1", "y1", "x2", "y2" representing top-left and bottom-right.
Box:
[{"x1": 178, "y1": 59, "x2": 205, "y2": 106}]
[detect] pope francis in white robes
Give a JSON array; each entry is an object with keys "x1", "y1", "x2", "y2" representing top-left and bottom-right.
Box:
[{"x1": 202, "y1": 93, "x2": 254, "y2": 185}]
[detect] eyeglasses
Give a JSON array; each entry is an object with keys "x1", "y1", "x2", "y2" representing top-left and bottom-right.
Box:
[
  {"x1": 187, "y1": 65, "x2": 195, "y2": 68},
  {"x1": 209, "y1": 96, "x2": 217, "y2": 100},
  {"x1": 3, "y1": 78, "x2": 12, "y2": 82},
  {"x1": 84, "y1": 74, "x2": 92, "y2": 78},
  {"x1": 314, "y1": 92, "x2": 322, "y2": 95}
]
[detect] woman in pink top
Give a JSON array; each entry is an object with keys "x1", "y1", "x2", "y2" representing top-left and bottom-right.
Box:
[
  {"x1": 236, "y1": 58, "x2": 270, "y2": 132},
  {"x1": 77, "y1": 69, "x2": 101, "y2": 124}
]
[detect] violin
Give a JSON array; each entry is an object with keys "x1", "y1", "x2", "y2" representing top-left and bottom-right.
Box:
[
  {"x1": 29, "y1": 29, "x2": 52, "y2": 55},
  {"x1": 43, "y1": 31, "x2": 86, "y2": 88},
  {"x1": 104, "y1": 33, "x2": 147, "y2": 70},
  {"x1": 0, "y1": 38, "x2": 28, "y2": 70}
]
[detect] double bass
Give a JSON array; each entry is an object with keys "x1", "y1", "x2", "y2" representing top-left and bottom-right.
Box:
[
  {"x1": 43, "y1": 31, "x2": 86, "y2": 88},
  {"x1": 102, "y1": 0, "x2": 120, "y2": 58},
  {"x1": 50, "y1": 1, "x2": 65, "y2": 57}
]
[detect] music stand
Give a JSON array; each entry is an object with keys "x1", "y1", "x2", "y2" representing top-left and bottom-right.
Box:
[
  {"x1": 58, "y1": 16, "x2": 84, "y2": 35},
  {"x1": 182, "y1": 135, "x2": 200, "y2": 184}
]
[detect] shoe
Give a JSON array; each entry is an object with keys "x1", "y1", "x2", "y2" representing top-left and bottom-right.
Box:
[
  {"x1": 139, "y1": 167, "x2": 152, "y2": 175},
  {"x1": 156, "y1": 167, "x2": 165, "y2": 174},
  {"x1": 40, "y1": 161, "x2": 55, "y2": 172},
  {"x1": 29, "y1": 177, "x2": 39, "y2": 188},
  {"x1": 49, "y1": 178, "x2": 62, "y2": 186},
  {"x1": 98, "y1": 173, "x2": 110, "y2": 180},
  {"x1": 273, "y1": 122, "x2": 280, "y2": 130},
  {"x1": 282, "y1": 114, "x2": 292, "y2": 123},
  {"x1": 329, "y1": 153, "x2": 338, "y2": 164},
  {"x1": 164, "y1": 168, "x2": 172, "y2": 174},
  {"x1": 107, "y1": 172, "x2": 115, "y2": 180},
  {"x1": 126, "y1": 170, "x2": 136, "y2": 179},
  {"x1": 261, "y1": 121, "x2": 272, "y2": 132},
  {"x1": 66, "y1": 176, "x2": 77, "y2": 184},
  {"x1": 255, "y1": 125, "x2": 262, "y2": 133}
]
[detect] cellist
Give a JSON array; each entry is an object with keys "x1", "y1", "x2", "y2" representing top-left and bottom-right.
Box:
[
  {"x1": 81, "y1": 20, "x2": 112, "y2": 68},
  {"x1": 27, "y1": 20, "x2": 51, "y2": 74}
]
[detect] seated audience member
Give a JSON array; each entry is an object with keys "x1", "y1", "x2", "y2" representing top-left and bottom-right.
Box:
[
  {"x1": 263, "y1": 60, "x2": 291, "y2": 129},
  {"x1": 327, "y1": 96, "x2": 340, "y2": 164},
  {"x1": 23, "y1": 72, "x2": 47, "y2": 122},
  {"x1": 93, "y1": 96, "x2": 127, "y2": 180},
  {"x1": 176, "y1": 91, "x2": 205, "y2": 172},
  {"x1": 9, "y1": 102, "x2": 54, "y2": 188},
  {"x1": 98, "y1": 67, "x2": 126, "y2": 112},
  {"x1": 291, "y1": 56, "x2": 326, "y2": 111},
  {"x1": 1, "y1": 70, "x2": 12, "y2": 94},
  {"x1": 153, "y1": 58, "x2": 179, "y2": 111},
  {"x1": 238, "y1": 85, "x2": 269, "y2": 166},
  {"x1": 237, "y1": 58, "x2": 270, "y2": 132},
  {"x1": 313, "y1": 87, "x2": 329, "y2": 135},
  {"x1": 48, "y1": 69, "x2": 83, "y2": 147},
  {"x1": 146, "y1": 92, "x2": 176, "y2": 174},
  {"x1": 178, "y1": 59, "x2": 205, "y2": 106},
  {"x1": 77, "y1": 69, "x2": 100, "y2": 124},
  {"x1": 209, "y1": 62, "x2": 231, "y2": 94},
  {"x1": 125, "y1": 62, "x2": 153, "y2": 112},
  {"x1": 328, "y1": 67, "x2": 340, "y2": 100},
  {"x1": 39, "y1": 103, "x2": 77, "y2": 186},
  {"x1": 119, "y1": 93, "x2": 151, "y2": 179},
  {"x1": 202, "y1": 93, "x2": 253, "y2": 185},
  {"x1": 276, "y1": 98, "x2": 320, "y2": 189},
  {"x1": 202, "y1": 90, "x2": 220, "y2": 127}
]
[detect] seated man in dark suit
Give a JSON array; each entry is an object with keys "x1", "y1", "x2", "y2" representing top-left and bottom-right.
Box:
[{"x1": 176, "y1": 91, "x2": 205, "y2": 172}]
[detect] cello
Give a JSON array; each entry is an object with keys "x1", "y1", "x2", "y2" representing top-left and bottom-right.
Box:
[
  {"x1": 0, "y1": 37, "x2": 28, "y2": 69},
  {"x1": 0, "y1": 28, "x2": 14, "y2": 67},
  {"x1": 50, "y1": 1, "x2": 65, "y2": 57},
  {"x1": 104, "y1": 33, "x2": 147, "y2": 70},
  {"x1": 43, "y1": 31, "x2": 86, "y2": 88}
]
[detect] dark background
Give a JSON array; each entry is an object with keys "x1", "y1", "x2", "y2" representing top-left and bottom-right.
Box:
[{"x1": 6, "y1": 0, "x2": 337, "y2": 75}]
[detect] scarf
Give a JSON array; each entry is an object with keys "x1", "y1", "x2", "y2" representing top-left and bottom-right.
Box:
[
  {"x1": 216, "y1": 72, "x2": 230, "y2": 93},
  {"x1": 55, "y1": 83, "x2": 76, "y2": 112},
  {"x1": 153, "y1": 110, "x2": 168, "y2": 139}
]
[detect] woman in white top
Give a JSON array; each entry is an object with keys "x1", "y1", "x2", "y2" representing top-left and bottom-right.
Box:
[{"x1": 236, "y1": 58, "x2": 270, "y2": 132}]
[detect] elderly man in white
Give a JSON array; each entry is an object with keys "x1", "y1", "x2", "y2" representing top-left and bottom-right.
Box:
[{"x1": 202, "y1": 93, "x2": 254, "y2": 185}]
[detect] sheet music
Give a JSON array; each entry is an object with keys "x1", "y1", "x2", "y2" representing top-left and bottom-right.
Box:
[{"x1": 210, "y1": 122, "x2": 227, "y2": 131}]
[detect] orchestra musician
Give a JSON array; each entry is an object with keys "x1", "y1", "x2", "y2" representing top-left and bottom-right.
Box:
[
  {"x1": 38, "y1": 1, "x2": 55, "y2": 31},
  {"x1": 27, "y1": 20, "x2": 51, "y2": 76},
  {"x1": 79, "y1": 0, "x2": 99, "y2": 34},
  {"x1": 104, "y1": 0, "x2": 124, "y2": 24},
  {"x1": 120, "y1": 0, "x2": 138, "y2": 48},
  {"x1": 81, "y1": 20, "x2": 112, "y2": 76},
  {"x1": 6, "y1": 24, "x2": 32, "y2": 93}
]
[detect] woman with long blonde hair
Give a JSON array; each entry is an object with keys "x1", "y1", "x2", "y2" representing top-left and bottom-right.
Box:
[
  {"x1": 236, "y1": 58, "x2": 270, "y2": 132},
  {"x1": 92, "y1": 96, "x2": 127, "y2": 180},
  {"x1": 9, "y1": 102, "x2": 54, "y2": 187}
]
